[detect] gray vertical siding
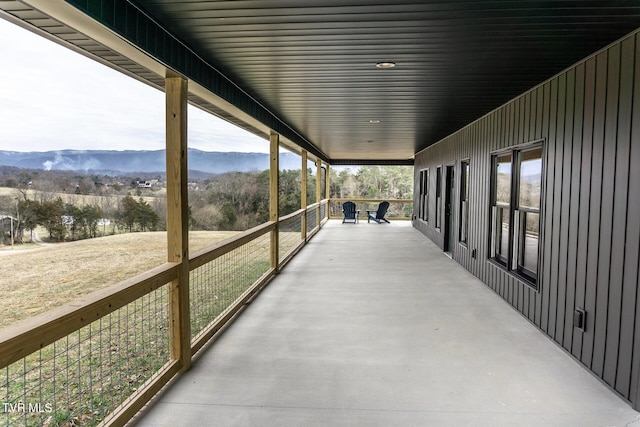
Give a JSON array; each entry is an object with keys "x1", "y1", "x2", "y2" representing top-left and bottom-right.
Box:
[
  {"x1": 627, "y1": 33, "x2": 640, "y2": 410},
  {"x1": 413, "y1": 30, "x2": 640, "y2": 409}
]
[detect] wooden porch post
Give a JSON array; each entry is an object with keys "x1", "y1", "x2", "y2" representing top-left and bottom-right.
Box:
[
  {"x1": 316, "y1": 159, "x2": 322, "y2": 228},
  {"x1": 325, "y1": 163, "x2": 331, "y2": 221},
  {"x1": 270, "y1": 132, "x2": 280, "y2": 271},
  {"x1": 301, "y1": 150, "x2": 308, "y2": 241},
  {"x1": 166, "y1": 75, "x2": 191, "y2": 371}
]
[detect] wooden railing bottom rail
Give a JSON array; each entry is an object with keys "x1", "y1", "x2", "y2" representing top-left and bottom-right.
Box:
[{"x1": 100, "y1": 360, "x2": 181, "y2": 427}]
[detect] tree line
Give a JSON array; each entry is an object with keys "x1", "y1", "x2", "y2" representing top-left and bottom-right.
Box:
[
  {"x1": 188, "y1": 165, "x2": 413, "y2": 231},
  {"x1": 1, "y1": 194, "x2": 158, "y2": 243},
  {"x1": 189, "y1": 168, "x2": 319, "y2": 231},
  {"x1": 1, "y1": 165, "x2": 413, "y2": 244}
]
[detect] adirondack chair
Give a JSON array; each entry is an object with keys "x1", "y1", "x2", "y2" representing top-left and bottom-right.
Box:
[
  {"x1": 342, "y1": 201, "x2": 359, "y2": 224},
  {"x1": 367, "y1": 201, "x2": 390, "y2": 223}
]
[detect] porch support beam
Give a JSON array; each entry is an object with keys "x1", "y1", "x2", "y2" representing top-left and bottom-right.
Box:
[
  {"x1": 301, "y1": 150, "x2": 308, "y2": 241},
  {"x1": 316, "y1": 160, "x2": 322, "y2": 228},
  {"x1": 325, "y1": 164, "x2": 330, "y2": 223},
  {"x1": 325, "y1": 163, "x2": 331, "y2": 200},
  {"x1": 165, "y1": 75, "x2": 191, "y2": 371},
  {"x1": 270, "y1": 132, "x2": 280, "y2": 271}
]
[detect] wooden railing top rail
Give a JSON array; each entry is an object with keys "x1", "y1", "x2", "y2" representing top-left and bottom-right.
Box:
[
  {"x1": 279, "y1": 208, "x2": 305, "y2": 223},
  {"x1": 0, "y1": 262, "x2": 180, "y2": 368},
  {"x1": 305, "y1": 199, "x2": 329, "y2": 210},
  {"x1": 190, "y1": 221, "x2": 276, "y2": 270}
]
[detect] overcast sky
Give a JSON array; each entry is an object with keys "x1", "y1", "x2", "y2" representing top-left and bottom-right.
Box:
[{"x1": 0, "y1": 18, "x2": 269, "y2": 153}]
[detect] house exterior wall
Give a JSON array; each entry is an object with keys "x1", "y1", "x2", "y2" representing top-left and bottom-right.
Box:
[{"x1": 413, "y1": 30, "x2": 640, "y2": 409}]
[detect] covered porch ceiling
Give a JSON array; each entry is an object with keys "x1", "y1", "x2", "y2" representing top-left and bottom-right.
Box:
[{"x1": 2, "y1": 1, "x2": 640, "y2": 164}]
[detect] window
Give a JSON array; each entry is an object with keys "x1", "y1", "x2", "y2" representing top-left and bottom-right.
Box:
[
  {"x1": 435, "y1": 167, "x2": 442, "y2": 230},
  {"x1": 418, "y1": 169, "x2": 429, "y2": 221},
  {"x1": 517, "y1": 148, "x2": 542, "y2": 279},
  {"x1": 490, "y1": 144, "x2": 542, "y2": 286},
  {"x1": 459, "y1": 160, "x2": 470, "y2": 244},
  {"x1": 492, "y1": 153, "x2": 512, "y2": 265}
]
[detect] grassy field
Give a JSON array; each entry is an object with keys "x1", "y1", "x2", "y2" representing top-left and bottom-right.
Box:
[
  {"x1": 0, "y1": 193, "x2": 307, "y2": 424},
  {"x1": 0, "y1": 186, "x2": 162, "y2": 206},
  {"x1": 0, "y1": 231, "x2": 238, "y2": 330},
  {"x1": 0, "y1": 229, "x2": 279, "y2": 426}
]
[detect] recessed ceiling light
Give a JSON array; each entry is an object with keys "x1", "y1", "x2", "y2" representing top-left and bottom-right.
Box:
[
  {"x1": 369, "y1": 119, "x2": 381, "y2": 123},
  {"x1": 376, "y1": 61, "x2": 396, "y2": 68}
]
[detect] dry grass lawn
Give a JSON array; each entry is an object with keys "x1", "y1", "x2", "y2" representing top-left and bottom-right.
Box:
[
  {"x1": 0, "y1": 186, "x2": 162, "y2": 205},
  {"x1": 0, "y1": 231, "x2": 238, "y2": 329}
]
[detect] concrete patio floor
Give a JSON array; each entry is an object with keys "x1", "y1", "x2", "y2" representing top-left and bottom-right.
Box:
[{"x1": 132, "y1": 220, "x2": 640, "y2": 427}]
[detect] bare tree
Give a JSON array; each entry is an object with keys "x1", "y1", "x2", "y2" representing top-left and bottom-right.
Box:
[{"x1": 191, "y1": 204, "x2": 222, "y2": 230}]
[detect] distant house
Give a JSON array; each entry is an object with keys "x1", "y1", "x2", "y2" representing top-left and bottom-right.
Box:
[
  {"x1": 0, "y1": 215, "x2": 17, "y2": 228},
  {"x1": 0, "y1": 215, "x2": 18, "y2": 244}
]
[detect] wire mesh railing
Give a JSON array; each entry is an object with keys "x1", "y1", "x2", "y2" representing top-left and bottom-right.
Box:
[
  {"x1": 0, "y1": 205, "x2": 331, "y2": 426},
  {"x1": 188, "y1": 222, "x2": 276, "y2": 354},
  {"x1": 190, "y1": 233, "x2": 271, "y2": 342},
  {"x1": 0, "y1": 264, "x2": 178, "y2": 427},
  {"x1": 320, "y1": 200, "x2": 328, "y2": 223},
  {"x1": 306, "y1": 204, "x2": 318, "y2": 235},
  {"x1": 278, "y1": 210, "x2": 303, "y2": 263}
]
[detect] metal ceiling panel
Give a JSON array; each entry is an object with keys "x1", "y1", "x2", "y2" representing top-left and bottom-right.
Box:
[{"x1": 130, "y1": 0, "x2": 640, "y2": 162}]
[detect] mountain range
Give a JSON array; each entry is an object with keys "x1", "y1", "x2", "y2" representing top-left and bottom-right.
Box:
[{"x1": 0, "y1": 149, "x2": 303, "y2": 175}]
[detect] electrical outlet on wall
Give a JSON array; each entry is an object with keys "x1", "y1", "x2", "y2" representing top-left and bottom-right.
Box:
[{"x1": 574, "y1": 308, "x2": 586, "y2": 331}]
